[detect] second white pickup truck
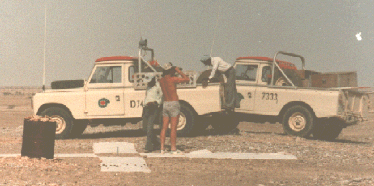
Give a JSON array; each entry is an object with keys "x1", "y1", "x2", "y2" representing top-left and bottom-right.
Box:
[{"x1": 32, "y1": 40, "x2": 369, "y2": 140}]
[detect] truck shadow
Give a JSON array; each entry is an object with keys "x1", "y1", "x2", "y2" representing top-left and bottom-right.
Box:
[
  {"x1": 307, "y1": 137, "x2": 369, "y2": 144},
  {"x1": 78, "y1": 129, "x2": 146, "y2": 139}
]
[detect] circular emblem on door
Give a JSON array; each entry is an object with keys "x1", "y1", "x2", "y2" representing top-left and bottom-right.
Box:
[{"x1": 98, "y1": 98, "x2": 110, "y2": 108}]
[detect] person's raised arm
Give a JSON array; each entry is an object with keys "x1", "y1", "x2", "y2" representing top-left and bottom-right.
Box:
[{"x1": 173, "y1": 67, "x2": 190, "y2": 83}]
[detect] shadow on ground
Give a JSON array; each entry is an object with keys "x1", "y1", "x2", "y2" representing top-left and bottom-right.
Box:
[{"x1": 78, "y1": 129, "x2": 146, "y2": 139}]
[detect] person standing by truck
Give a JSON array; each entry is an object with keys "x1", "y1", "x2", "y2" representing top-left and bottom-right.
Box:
[
  {"x1": 200, "y1": 56, "x2": 237, "y2": 110},
  {"x1": 142, "y1": 73, "x2": 163, "y2": 152},
  {"x1": 159, "y1": 62, "x2": 190, "y2": 154}
]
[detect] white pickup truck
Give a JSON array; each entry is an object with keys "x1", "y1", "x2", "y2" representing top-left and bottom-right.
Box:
[{"x1": 32, "y1": 40, "x2": 369, "y2": 140}]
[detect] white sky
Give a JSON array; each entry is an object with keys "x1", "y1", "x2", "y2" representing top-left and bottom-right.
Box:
[{"x1": 1, "y1": 0, "x2": 373, "y2": 86}]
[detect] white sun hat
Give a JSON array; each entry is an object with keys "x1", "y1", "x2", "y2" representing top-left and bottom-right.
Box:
[{"x1": 163, "y1": 62, "x2": 173, "y2": 70}]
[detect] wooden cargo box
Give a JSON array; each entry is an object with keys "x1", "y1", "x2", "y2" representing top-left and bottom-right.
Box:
[{"x1": 311, "y1": 71, "x2": 357, "y2": 88}]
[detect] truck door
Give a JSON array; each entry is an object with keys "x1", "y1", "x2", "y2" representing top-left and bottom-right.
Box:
[
  {"x1": 255, "y1": 65, "x2": 281, "y2": 113},
  {"x1": 85, "y1": 64, "x2": 125, "y2": 116},
  {"x1": 235, "y1": 64, "x2": 258, "y2": 111}
]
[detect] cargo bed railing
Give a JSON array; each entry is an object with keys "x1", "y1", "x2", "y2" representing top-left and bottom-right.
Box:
[
  {"x1": 133, "y1": 71, "x2": 197, "y2": 90},
  {"x1": 135, "y1": 39, "x2": 197, "y2": 90},
  {"x1": 270, "y1": 51, "x2": 305, "y2": 87}
]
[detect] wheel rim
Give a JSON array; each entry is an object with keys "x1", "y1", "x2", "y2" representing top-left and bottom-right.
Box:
[
  {"x1": 168, "y1": 113, "x2": 187, "y2": 131},
  {"x1": 51, "y1": 115, "x2": 66, "y2": 134},
  {"x1": 275, "y1": 77, "x2": 290, "y2": 86},
  {"x1": 288, "y1": 112, "x2": 306, "y2": 132}
]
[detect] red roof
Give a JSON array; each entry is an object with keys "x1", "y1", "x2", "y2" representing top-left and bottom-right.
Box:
[
  {"x1": 95, "y1": 56, "x2": 137, "y2": 62},
  {"x1": 236, "y1": 56, "x2": 276, "y2": 61}
]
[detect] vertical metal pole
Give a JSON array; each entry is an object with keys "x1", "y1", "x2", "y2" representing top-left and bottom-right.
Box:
[
  {"x1": 43, "y1": 4, "x2": 47, "y2": 92},
  {"x1": 138, "y1": 49, "x2": 141, "y2": 73}
]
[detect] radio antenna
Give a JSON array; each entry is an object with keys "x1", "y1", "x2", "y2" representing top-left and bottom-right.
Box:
[
  {"x1": 210, "y1": 4, "x2": 222, "y2": 57},
  {"x1": 42, "y1": 4, "x2": 47, "y2": 92}
]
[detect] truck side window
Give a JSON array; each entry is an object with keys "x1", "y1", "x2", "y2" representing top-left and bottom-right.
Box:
[
  {"x1": 262, "y1": 66, "x2": 272, "y2": 84},
  {"x1": 90, "y1": 66, "x2": 122, "y2": 84},
  {"x1": 129, "y1": 66, "x2": 135, "y2": 83},
  {"x1": 236, "y1": 64, "x2": 258, "y2": 81}
]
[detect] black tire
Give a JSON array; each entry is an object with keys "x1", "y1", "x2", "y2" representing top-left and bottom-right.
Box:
[
  {"x1": 210, "y1": 112, "x2": 240, "y2": 135},
  {"x1": 196, "y1": 70, "x2": 224, "y2": 83},
  {"x1": 40, "y1": 107, "x2": 74, "y2": 139},
  {"x1": 273, "y1": 69, "x2": 302, "y2": 87},
  {"x1": 312, "y1": 118, "x2": 343, "y2": 141},
  {"x1": 70, "y1": 120, "x2": 88, "y2": 138},
  {"x1": 282, "y1": 105, "x2": 314, "y2": 137},
  {"x1": 175, "y1": 102, "x2": 196, "y2": 137}
]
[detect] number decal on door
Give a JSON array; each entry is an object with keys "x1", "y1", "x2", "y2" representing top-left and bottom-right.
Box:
[
  {"x1": 130, "y1": 100, "x2": 144, "y2": 108},
  {"x1": 261, "y1": 92, "x2": 278, "y2": 103}
]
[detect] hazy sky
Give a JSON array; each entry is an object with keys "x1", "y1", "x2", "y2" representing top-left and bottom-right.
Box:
[{"x1": 1, "y1": 0, "x2": 373, "y2": 86}]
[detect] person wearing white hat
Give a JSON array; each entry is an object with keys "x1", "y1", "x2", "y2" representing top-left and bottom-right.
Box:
[
  {"x1": 142, "y1": 73, "x2": 163, "y2": 152},
  {"x1": 200, "y1": 56, "x2": 237, "y2": 111},
  {"x1": 159, "y1": 62, "x2": 190, "y2": 154}
]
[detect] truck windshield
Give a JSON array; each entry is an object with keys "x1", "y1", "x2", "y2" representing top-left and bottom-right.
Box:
[{"x1": 90, "y1": 66, "x2": 122, "y2": 83}]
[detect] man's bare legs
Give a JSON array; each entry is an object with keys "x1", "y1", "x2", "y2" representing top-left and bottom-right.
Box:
[
  {"x1": 160, "y1": 115, "x2": 179, "y2": 152},
  {"x1": 169, "y1": 115, "x2": 179, "y2": 151},
  {"x1": 160, "y1": 116, "x2": 169, "y2": 152}
]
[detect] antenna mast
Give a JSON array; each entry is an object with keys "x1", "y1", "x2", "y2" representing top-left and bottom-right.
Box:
[
  {"x1": 42, "y1": 4, "x2": 47, "y2": 91},
  {"x1": 210, "y1": 5, "x2": 222, "y2": 57}
]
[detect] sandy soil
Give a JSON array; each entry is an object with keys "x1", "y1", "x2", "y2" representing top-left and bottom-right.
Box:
[{"x1": 0, "y1": 94, "x2": 373, "y2": 186}]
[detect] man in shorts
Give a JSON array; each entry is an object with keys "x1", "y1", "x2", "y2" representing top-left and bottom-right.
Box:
[{"x1": 159, "y1": 62, "x2": 190, "y2": 154}]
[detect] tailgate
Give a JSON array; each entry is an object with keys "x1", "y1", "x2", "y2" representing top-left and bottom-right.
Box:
[{"x1": 340, "y1": 88, "x2": 369, "y2": 122}]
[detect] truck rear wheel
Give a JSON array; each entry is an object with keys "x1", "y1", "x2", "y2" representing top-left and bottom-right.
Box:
[
  {"x1": 174, "y1": 102, "x2": 196, "y2": 136},
  {"x1": 312, "y1": 118, "x2": 343, "y2": 141},
  {"x1": 40, "y1": 107, "x2": 74, "y2": 139},
  {"x1": 282, "y1": 105, "x2": 314, "y2": 137}
]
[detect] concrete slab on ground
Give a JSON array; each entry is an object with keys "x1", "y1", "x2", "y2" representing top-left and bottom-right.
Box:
[
  {"x1": 93, "y1": 142, "x2": 137, "y2": 154},
  {"x1": 140, "y1": 149, "x2": 297, "y2": 160}
]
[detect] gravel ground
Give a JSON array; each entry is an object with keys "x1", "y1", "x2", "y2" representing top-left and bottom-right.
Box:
[{"x1": 0, "y1": 102, "x2": 374, "y2": 185}]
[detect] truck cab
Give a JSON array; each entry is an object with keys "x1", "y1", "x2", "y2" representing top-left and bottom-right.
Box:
[{"x1": 33, "y1": 41, "x2": 224, "y2": 139}]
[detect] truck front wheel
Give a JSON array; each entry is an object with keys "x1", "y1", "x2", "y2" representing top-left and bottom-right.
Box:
[
  {"x1": 40, "y1": 107, "x2": 74, "y2": 139},
  {"x1": 282, "y1": 105, "x2": 314, "y2": 137}
]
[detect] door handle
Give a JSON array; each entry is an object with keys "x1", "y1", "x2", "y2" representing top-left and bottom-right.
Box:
[{"x1": 116, "y1": 95, "x2": 120, "y2": 101}]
